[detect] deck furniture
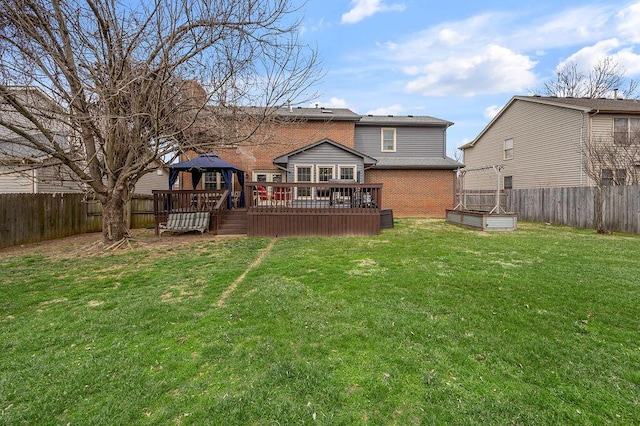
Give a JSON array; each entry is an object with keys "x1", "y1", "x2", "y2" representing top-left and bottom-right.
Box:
[{"x1": 159, "y1": 211, "x2": 210, "y2": 236}]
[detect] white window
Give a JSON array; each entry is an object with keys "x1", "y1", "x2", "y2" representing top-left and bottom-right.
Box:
[
  {"x1": 204, "y1": 172, "x2": 225, "y2": 190},
  {"x1": 614, "y1": 117, "x2": 640, "y2": 145},
  {"x1": 252, "y1": 171, "x2": 284, "y2": 183},
  {"x1": 503, "y1": 139, "x2": 514, "y2": 160},
  {"x1": 339, "y1": 165, "x2": 356, "y2": 181},
  {"x1": 381, "y1": 128, "x2": 396, "y2": 152},
  {"x1": 316, "y1": 165, "x2": 334, "y2": 199},
  {"x1": 295, "y1": 165, "x2": 312, "y2": 198}
]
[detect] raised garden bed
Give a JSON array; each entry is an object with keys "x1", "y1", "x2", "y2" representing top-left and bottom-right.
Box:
[{"x1": 446, "y1": 209, "x2": 517, "y2": 231}]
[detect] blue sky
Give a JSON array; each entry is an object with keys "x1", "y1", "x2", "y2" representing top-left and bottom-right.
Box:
[{"x1": 294, "y1": 0, "x2": 640, "y2": 157}]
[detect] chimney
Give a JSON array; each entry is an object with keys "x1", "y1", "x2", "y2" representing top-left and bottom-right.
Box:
[
  {"x1": 182, "y1": 80, "x2": 207, "y2": 106},
  {"x1": 614, "y1": 88, "x2": 619, "y2": 99},
  {"x1": 287, "y1": 99, "x2": 292, "y2": 112}
]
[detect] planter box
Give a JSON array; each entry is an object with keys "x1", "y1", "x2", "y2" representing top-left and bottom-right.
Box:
[{"x1": 446, "y1": 209, "x2": 517, "y2": 231}]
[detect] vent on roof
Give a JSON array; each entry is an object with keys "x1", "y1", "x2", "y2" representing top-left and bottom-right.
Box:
[{"x1": 321, "y1": 109, "x2": 333, "y2": 113}]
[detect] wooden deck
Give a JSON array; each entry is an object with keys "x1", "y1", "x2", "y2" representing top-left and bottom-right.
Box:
[
  {"x1": 153, "y1": 183, "x2": 384, "y2": 237},
  {"x1": 245, "y1": 182, "x2": 382, "y2": 237}
]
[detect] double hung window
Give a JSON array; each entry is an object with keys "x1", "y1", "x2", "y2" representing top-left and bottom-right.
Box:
[
  {"x1": 381, "y1": 128, "x2": 396, "y2": 152},
  {"x1": 614, "y1": 117, "x2": 640, "y2": 145},
  {"x1": 503, "y1": 139, "x2": 514, "y2": 160}
]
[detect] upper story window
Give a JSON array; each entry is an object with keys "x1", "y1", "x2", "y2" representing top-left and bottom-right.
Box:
[
  {"x1": 614, "y1": 117, "x2": 640, "y2": 145},
  {"x1": 503, "y1": 138, "x2": 514, "y2": 160},
  {"x1": 381, "y1": 128, "x2": 396, "y2": 152}
]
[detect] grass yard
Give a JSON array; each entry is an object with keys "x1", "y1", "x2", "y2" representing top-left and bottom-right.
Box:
[{"x1": 1, "y1": 220, "x2": 639, "y2": 425}]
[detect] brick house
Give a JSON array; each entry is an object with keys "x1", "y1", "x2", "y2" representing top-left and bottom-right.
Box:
[{"x1": 181, "y1": 106, "x2": 461, "y2": 217}]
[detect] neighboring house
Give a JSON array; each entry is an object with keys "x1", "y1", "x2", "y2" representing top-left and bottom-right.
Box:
[
  {"x1": 134, "y1": 161, "x2": 173, "y2": 195},
  {"x1": 1, "y1": 86, "x2": 167, "y2": 196},
  {"x1": 0, "y1": 87, "x2": 81, "y2": 194},
  {"x1": 195, "y1": 106, "x2": 461, "y2": 217},
  {"x1": 461, "y1": 95, "x2": 640, "y2": 190}
]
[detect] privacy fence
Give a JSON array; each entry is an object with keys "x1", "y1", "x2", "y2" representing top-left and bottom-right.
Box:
[
  {"x1": 0, "y1": 193, "x2": 154, "y2": 249},
  {"x1": 506, "y1": 186, "x2": 640, "y2": 234},
  {"x1": 462, "y1": 185, "x2": 640, "y2": 234}
]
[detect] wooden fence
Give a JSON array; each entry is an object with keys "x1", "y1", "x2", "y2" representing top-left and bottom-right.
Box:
[
  {"x1": 505, "y1": 186, "x2": 640, "y2": 234},
  {"x1": 0, "y1": 194, "x2": 155, "y2": 249}
]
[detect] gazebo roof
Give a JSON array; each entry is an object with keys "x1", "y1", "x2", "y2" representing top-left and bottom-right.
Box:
[
  {"x1": 167, "y1": 153, "x2": 244, "y2": 173},
  {"x1": 167, "y1": 153, "x2": 245, "y2": 210}
]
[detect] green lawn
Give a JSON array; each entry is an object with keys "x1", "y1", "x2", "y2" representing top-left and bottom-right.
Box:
[{"x1": 1, "y1": 220, "x2": 639, "y2": 425}]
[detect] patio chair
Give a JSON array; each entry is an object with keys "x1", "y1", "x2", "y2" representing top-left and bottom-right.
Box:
[
  {"x1": 254, "y1": 185, "x2": 271, "y2": 206},
  {"x1": 272, "y1": 187, "x2": 292, "y2": 206}
]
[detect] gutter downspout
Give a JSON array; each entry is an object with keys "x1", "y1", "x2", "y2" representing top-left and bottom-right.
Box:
[
  {"x1": 584, "y1": 109, "x2": 600, "y2": 186},
  {"x1": 32, "y1": 168, "x2": 38, "y2": 193}
]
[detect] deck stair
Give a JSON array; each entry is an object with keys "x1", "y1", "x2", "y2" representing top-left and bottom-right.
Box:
[{"x1": 218, "y1": 208, "x2": 248, "y2": 235}]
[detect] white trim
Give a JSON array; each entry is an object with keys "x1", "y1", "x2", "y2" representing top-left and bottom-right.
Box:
[
  {"x1": 294, "y1": 164, "x2": 313, "y2": 199},
  {"x1": 315, "y1": 164, "x2": 335, "y2": 183},
  {"x1": 503, "y1": 138, "x2": 514, "y2": 160},
  {"x1": 315, "y1": 164, "x2": 335, "y2": 200},
  {"x1": 252, "y1": 170, "x2": 285, "y2": 183},
  {"x1": 338, "y1": 164, "x2": 357, "y2": 181},
  {"x1": 381, "y1": 128, "x2": 396, "y2": 152}
]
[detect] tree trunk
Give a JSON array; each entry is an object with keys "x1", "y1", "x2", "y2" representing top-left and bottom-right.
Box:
[
  {"x1": 594, "y1": 186, "x2": 609, "y2": 233},
  {"x1": 102, "y1": 196, "x2": 128, "y2": 242}
]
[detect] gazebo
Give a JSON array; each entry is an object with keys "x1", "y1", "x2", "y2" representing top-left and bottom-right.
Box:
[{"x1": 167, "y1": 153, "x2": 245, "y2": 210}]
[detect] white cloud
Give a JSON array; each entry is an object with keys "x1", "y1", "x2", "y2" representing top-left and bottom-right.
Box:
[
  {"x1": 404, "y1": 45, "x2": 537, "y2": 97},
  {"x1": 617, "y1": 2, "x2": 640, "y2": 43},
  {"x1": 437, "y1": 28, "x2": 465, "y2": 46},
  {"x1": 341, "y1": 0, "x2": 405, "y2": 24},
  {"x1": 559, "y1": 38, "x2": 640, "y2": 77},
  {"x1": 558, "y1": 39, "x2": 622, "y2": 69},
  {"x1": 365, "y1": 104, "x2": 404, "y2": 115},
  {"x1": 484, "y1": 105, "x2": 502, "y2": 120},
  {"x1": 312, "y1": 97, "x2": 352, "y2": 109},
  {"x1": 332, "y1": 2, "x2": 640, "y2": 101}
]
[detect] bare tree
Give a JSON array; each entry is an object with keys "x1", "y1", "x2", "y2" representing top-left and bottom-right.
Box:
[
  {"x1": 0, "y1": 0, "x2": 320, "y2": 242},
  {"x1": 533, "y1": 57, "x2": 640, "y2": 232},
  {"x1": 583, "y1": 129, "x2": 640, "y2": 233},
  {"x1": 536, "y1": 57, "x2": 639, "y2": 99}
]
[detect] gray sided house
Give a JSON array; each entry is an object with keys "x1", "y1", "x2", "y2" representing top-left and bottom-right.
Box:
[
  {"x1": 355, "y1": 114, "x2": 461, "y2": 217},
  {"x1": 273, "y1": 138, "x2": 377, "y2": 185},
  {"x1": 461, "y1": 95, "x2": 640, "y2": 190},
  {"x1": 355, "y1": 114, "x2": 455, "y2": 163},
  {"x1": 193, "y1": 105, "x2": 462, "y2": 217}
]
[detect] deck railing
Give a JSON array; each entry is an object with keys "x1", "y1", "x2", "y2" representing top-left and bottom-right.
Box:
[
  {"x1": 245, "y1": 182, "x2": 383, "y2": 237},
  {"x1": 246, "y1": 182, "x2": 382, "y2": 211},
  {"x1": 152, "y1": 189, "x2": 230, "y2": 234}
]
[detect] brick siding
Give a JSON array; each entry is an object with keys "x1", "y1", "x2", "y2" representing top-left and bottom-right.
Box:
[
  {"x1": 217, "y1": 120, "x2": 355, "y2": 173},
  {"x1": 366, "y1": 169, "x2": 455, "y2": 217},
  {"x1": 182, "y1": 117, "x2": 455, "y2": 217}
]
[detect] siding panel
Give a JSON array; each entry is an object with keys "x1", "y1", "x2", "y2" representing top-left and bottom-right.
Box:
[
  {"x1": 355, "y1": 126, "x2": 445, "y2": 158},
  {"x1": 463, "y1": 99, "x2": 585, "y2": 190}
]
